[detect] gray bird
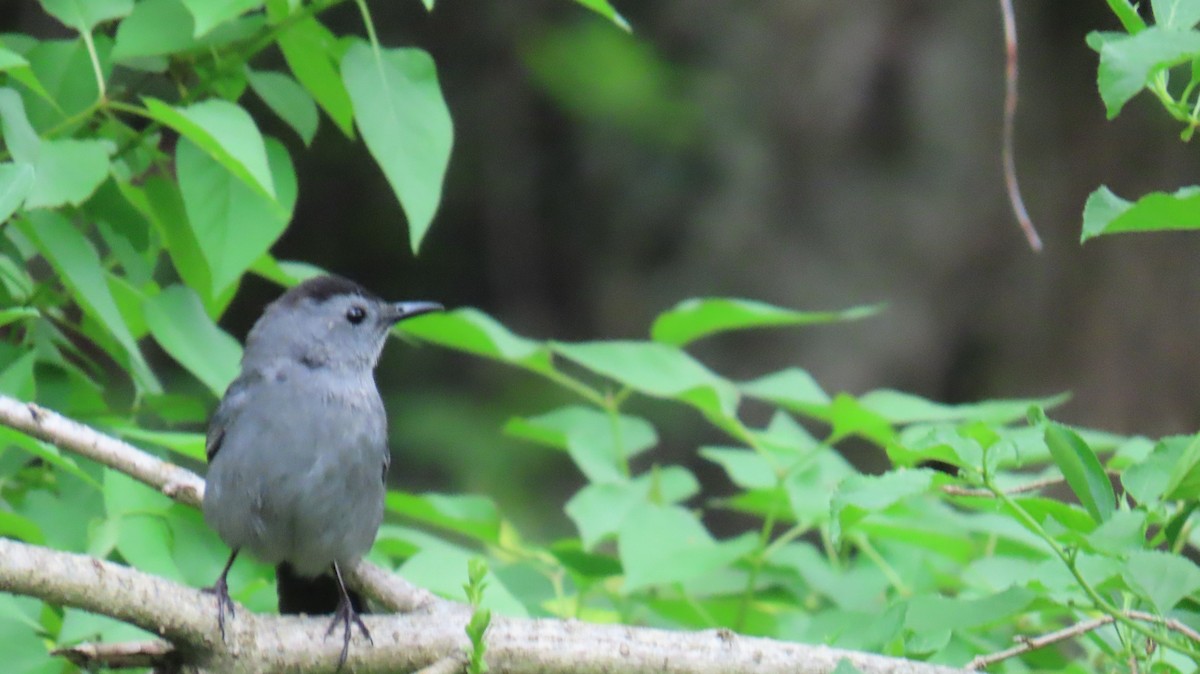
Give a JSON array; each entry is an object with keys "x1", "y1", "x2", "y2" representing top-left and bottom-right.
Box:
[{"x1": 202, "y1": 275, "x2": 442, "y2": 668}]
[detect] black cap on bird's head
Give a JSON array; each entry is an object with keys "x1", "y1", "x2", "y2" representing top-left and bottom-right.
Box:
[{"x1": 244, "y1": 274, "x2": 443, "y2": 371}]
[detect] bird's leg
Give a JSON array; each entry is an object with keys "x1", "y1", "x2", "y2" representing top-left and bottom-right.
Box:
[
  {"x1": 202, "y1": 548, "x2": 239, "y2": 642},
  {"x1": 325, "y1": 561, "x2": 372, "y2": 670}
]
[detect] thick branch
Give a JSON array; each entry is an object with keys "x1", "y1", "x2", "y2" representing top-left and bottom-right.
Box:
[{"x1": 0, "y1": 395, "x2": 977, "y2": 674}]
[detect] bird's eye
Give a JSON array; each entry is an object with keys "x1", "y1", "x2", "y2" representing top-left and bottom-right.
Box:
[{"x1": 345, "y1": 305, "x2": 368, "y2": 325}]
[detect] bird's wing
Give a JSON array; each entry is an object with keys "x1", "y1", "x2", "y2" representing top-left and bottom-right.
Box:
[{"x1": 206, "y1": 371, "x2": 261, "y2": 464}]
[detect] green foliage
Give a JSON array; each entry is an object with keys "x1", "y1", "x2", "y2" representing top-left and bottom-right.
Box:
[
  {"x1": 0, "y1": 2, "x2": 1199, "y2": 673},
  {"x1": 464, "y1": 557, "x2": 491, "y2": 674},
  {"x1": 1085, "y1": 1, "x2": 1200, "y2": 240}
]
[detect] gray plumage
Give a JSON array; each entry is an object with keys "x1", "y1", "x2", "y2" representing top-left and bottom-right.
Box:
[{"x1": 201, "y1": 275, "x2": 441, "y2": 667}]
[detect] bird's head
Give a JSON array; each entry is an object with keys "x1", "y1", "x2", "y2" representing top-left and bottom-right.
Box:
[{"x1": 244, "y1": 275, "x2": 442, "y2": 372}]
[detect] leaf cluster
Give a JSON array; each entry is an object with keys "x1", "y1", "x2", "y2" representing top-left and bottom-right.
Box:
[{"x1": 1084, "y1": 0, "x2": 1200, "y2": 241}]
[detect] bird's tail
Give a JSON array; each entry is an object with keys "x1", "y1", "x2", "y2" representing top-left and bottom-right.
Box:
[{"x1": 276, "y1": 562, "x2": 368, "y2": 615}]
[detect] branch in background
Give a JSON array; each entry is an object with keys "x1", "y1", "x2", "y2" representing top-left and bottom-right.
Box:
[
  {"x1": 0, "y1": 394, "x2": 978, "y2": 674},
  {"x1": 998, "y1": 0, "x2": 1043, "y2": 252},
  {"x1": 967, "y1": 611, "x2": 1200, "y2": 670},
  {"x1": 941, "y1": 471, "x2": 1121, "y2": 497},
  {"x1": 53, "y1": 640, "x2": 177, "y2": 670}
]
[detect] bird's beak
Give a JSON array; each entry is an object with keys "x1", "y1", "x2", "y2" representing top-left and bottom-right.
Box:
[{"x1": 386, "y1": 301, "x2": 443, "y2": 324}]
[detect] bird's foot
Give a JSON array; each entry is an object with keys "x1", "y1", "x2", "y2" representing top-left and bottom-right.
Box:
[
  {"x1": 325, "y1": 594, "x2": 372, "y2": 671},
  {"x1": 202, "y1": 575, "x2": 236, "y2": 642}
]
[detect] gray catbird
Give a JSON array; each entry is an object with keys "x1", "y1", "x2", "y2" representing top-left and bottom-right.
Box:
[{"x1": 202, "y1": 275, "x2": 442, "y2": 668}]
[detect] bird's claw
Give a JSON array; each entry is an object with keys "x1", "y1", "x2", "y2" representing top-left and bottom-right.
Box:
[
  {"x1": 203, "y1": 576, "x2": 236, "y2": 642},
  {"x1": 325, "y1": 596, "x2": 372, "y2": 671}
]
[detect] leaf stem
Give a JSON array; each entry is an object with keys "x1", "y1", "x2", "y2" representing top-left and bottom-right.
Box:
[
  {"x1": 352, "y1": 0, "x2": 384, "y2": 58},
  {"x1": 80, "y1": 29, "x2": 106, "y2": 101},
  {"x1": 533, "y1": 365, "x2": 609, "y2": 409},
  {"x1": 852, "y1": 534, "x2": 911, "y2": 596},
  {"x1": 605, "y1": 393, "x2": 630, "y2": 478},
  {"x1": 734, "y1": 486, "x2": 780, "y2": 631}
]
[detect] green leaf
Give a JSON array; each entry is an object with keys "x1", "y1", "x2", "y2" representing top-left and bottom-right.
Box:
[
  {"x1": 504, "y1": 406, "x2": 655, "y2": 483},
  {"x1": 553, "y1": 340, "x2": 739, "y2": 419},
  {"x1": 700, "y1": 447, "x2": 779, "y2": 490},
  {"x1": 250, "y1": 254, "x2": 326, "y2": 287},
  {"x1": 828, "y1": 393, "x2": 894, "y2": 445},
  {"x1": 1124, "y1": 550, "x2": 1200, "y2": 611},
  {"x1": 141, "y1": 97, "x2": 277, "y2": 201},
  {"x1": 175, "y1": 135, "x2": 294, "y2": 294},
  {"x1": 565, "y1": 467, "x2": 698, "y2": 549},
  {"x1": 858, "y1": 390, "x2": 1070, "y2": 425},
  {"x1": 39, "y1": 0, "x2": 133, "y2": 32},
  {"x1": 891, "y1": 425, "x2": 983, "y2": 470},
  {"x1": 103, "y1": 469, "x2": 180, "y2": 579},
  {"x1": 119, "y1": 176, "x2": 213, "y2": 307},
  {"x1": 386, "y1": 492, "x2": 501, "y2": 544},
  {"x1": 1084, "y1": 509, "x2": 1146, "y2": 556},
  {"x1": 571, "y1": 0, "x2": 630, "y2": 31},
  {"x1": 1043, "y1": 421, "x2": 1115, "y2": 523},
  {"x1": 22, "y1": 38, "x2": 110, "y2": 129},
  {"x1": 142, "y1": 285, "x2": 241, "y2": 396},
  {"x1": 0, "y1": 51, "x2": 53, "y2": 115},
  {"x1": 0, "y1": 163, "x2": 35, "y2": 224},
  {"x1": 1107, "y1": 0, "x2": 1148, "y2": 33},
  {"x1": 0, "y1": 88, "x2": 41, "y2": 163},
  {"x1": 618, "y1": 503, "x2": 757, "y2": 591},
  {"x1": 341, "y1": 41, "x2": 453, "y2": 253},
  {"x1": 112, "y1": 0, "x2": 199, "y2": 61},
  {"x1": 0, "y1": 426, "x2": 100, "y2": 488},
  {"x1": 739, "y1": 367, "x2": 830, "y2": 417},
  {"x1": 0, "y1": 307, "x2": 39, "y2": 330},
  {"x1": 400, "y1": 308, "x2": 552, "y2": 372},
  {"x1": 0, "y1": 48, "x2": 29, "y2": 72},
  {"x1": 398, "y1": 547, "x2": 528, "y2": 617},
  {"x1": 275, "y1": 14, "x2": 354, "y2": 137},
  {"x1": 905, "y1": 587, "x2": 1035, "y2": 635},
  {"x1": 1162, "y1": 433, "x2": 1200, "y2": 498},
  {"x1": 16, "y1": 211, "x2": 160, "y2": 393},
  {"x1": 179, "y1": 0, "x2": 263, "y2": 37},
  {"x1": 651, "y1": 297, "x2": 879, "y2": 346},
  {"x1": 0, "y1": 511, "x2": 43, "y2": 545},
  {"x1": 1096, "y1": 27, "x2": 1200, "y2": 118},
  {"x1": 247, "y1": 68, "x2": 318, "y2": 145},
  {"x1": 1082, "y1": 185, "x2": 1200, "y2": 241},
  {"x1": 0, "y1": 350, "x2": 36, "y2": 399},
  {"x1": 24, "y1": 138, "x2": 111, "y2": 209},
  {"x1": 109, "y1": 426, "x2": 206, "y2": 461},
  {"x1": 1152, "y1": 0, "x2": 1200, "y2": 29},
  {"x1": 831, "y1": 469, "x2": 932, "y2": 545}
]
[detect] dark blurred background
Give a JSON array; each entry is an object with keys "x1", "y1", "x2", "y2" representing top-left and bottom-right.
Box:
[{"x1": 8, "y1": 2, "x2": 1200, "y2": 535}]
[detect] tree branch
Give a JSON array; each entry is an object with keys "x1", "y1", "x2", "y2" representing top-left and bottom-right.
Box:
[
  {"x1": 0, "y1": 395, "x2": 437, "y2": 614},
  {"x1": 0, "y1": 395, "x2": 977, "y2": 674}
]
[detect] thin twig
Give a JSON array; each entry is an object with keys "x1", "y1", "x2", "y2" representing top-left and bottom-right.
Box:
[
  {"x1": 968, "y1": 616, "x2": 1110, "y2": 669},
  {"x1": 967, "y1": 605, "x2": 1200, "y2": 668},
  {"x1": 1126, "y1": 610, "x2": 1200, "y2": 644},
  {"x1": 998, "y1": 0, "x2": 1043, "y2": 252},
  {"x1": 942, "y1": 471, "x2": 1122, "y2": 497},
  {"x1": 51, "y1": 640, "x2": 176, "y2": 669}
]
